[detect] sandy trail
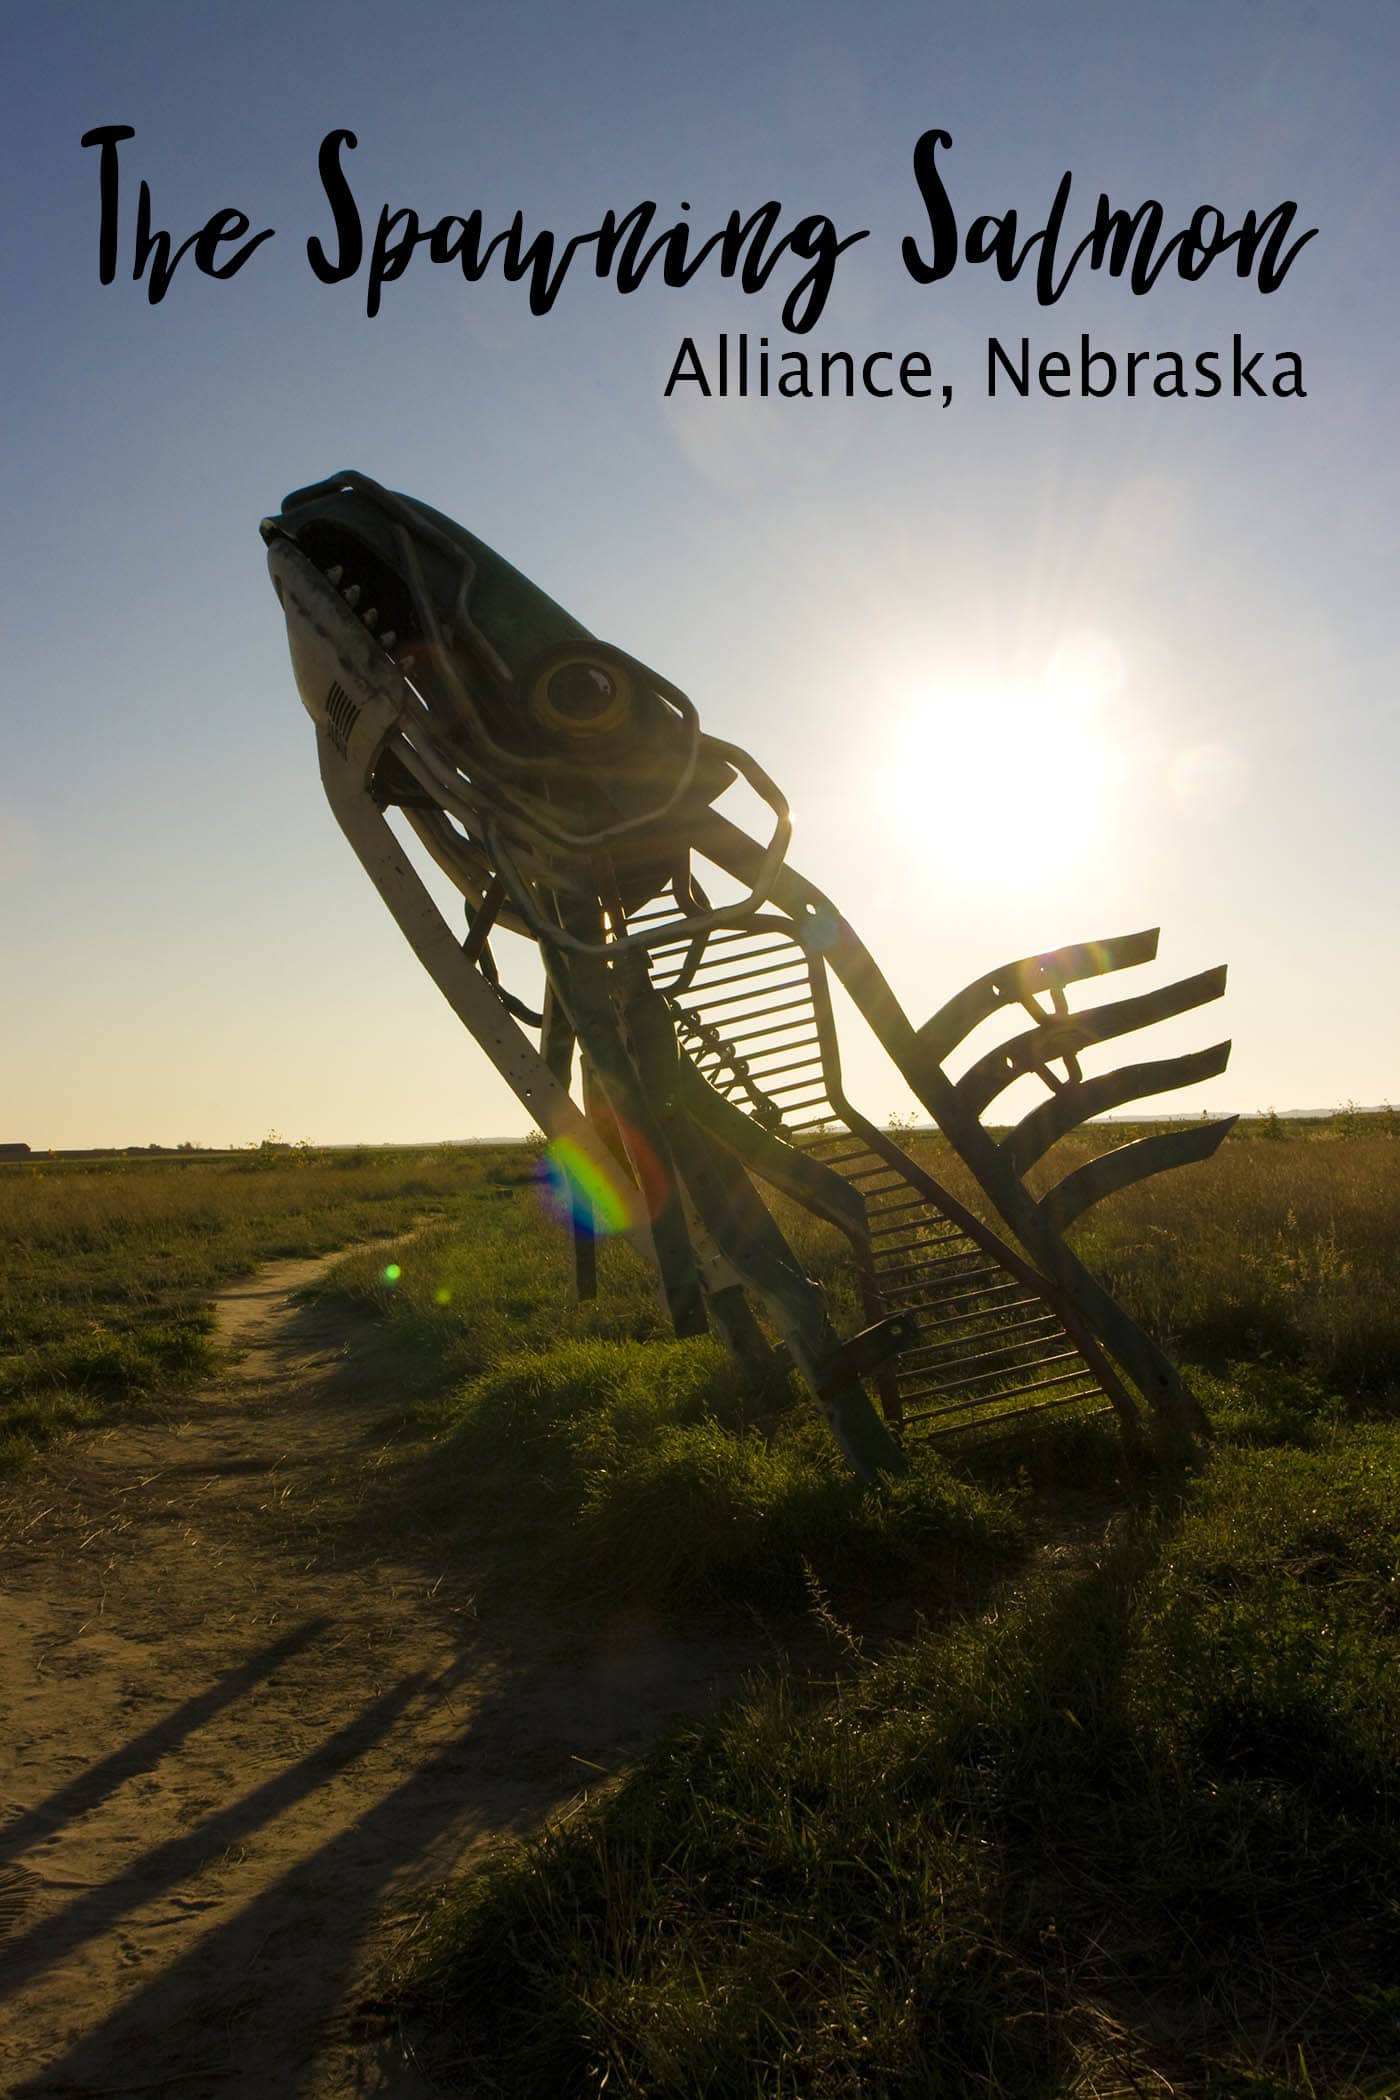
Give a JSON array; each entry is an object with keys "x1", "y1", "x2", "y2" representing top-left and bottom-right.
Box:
[{"x1": 0, "y1": 1249, "x2": 762, "y2": 2097}]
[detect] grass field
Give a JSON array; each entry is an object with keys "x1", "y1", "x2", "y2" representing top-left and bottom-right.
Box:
[
  {"x1": 324, "y1": 1119, "x2": 1398, "y2": 2099},
  {"x1": 409, "y1": 1421, "x2": 1400, "y2": 2098},
  {"x1": 4, "y1": 1118, "x2": 1398, "y2": 2094},
  {"x1": 0, "y1": 1142, "x2": 501, "y2": 1472}
]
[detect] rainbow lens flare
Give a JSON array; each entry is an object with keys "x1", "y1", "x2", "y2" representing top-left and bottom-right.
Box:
[{"x1": 536, "y1": 1136, "x2": 640, "y2": 1238}]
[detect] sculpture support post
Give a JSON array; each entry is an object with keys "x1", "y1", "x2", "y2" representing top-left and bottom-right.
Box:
[{"x1": 539, "y1": 985, "x2": 596, "y2": 1303}]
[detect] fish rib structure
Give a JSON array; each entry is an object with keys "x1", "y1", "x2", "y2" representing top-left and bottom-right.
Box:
[{"x1": 262, "y1": 471, "x2": 1234, "y2": 1483}]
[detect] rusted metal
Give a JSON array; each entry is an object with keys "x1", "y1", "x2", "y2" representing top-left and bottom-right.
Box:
[
  {"x1": 265, "y1": 470, "x2": 1237, "y2": 1482},
  {"x1": 1002, "y1": 1042, "x2": 1232, "y2": 1180},
  {"x1": 953, "y1": 966, "x2": 1230, "y2": 1122},
  {"x1": 918, "y1": 930, "x2": 1164, "y2": 1067}
]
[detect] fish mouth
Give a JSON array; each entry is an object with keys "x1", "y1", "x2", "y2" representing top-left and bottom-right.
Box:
[
  {"x1": 260, "y1": 473, "x2": 436, "y2": 668},
  {"x1": 262, "y1": 470, "x2": 534, "y2": 769}
]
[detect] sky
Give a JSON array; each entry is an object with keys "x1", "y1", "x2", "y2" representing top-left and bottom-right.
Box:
[{"x1": 4, "y1": 0, "x2": 1397, "y2": 1147}]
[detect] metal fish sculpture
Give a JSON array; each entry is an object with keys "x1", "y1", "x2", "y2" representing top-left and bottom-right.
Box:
[{"x1": 262, "y1": 470, "x2": 1233, "y2": 1483}]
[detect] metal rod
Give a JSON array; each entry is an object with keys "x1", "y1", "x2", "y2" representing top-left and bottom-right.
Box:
[
  {"x1": 678, "y1": 974, "x2": 811, "y2": 1017},
  {"x1": 962, "y1": 1365, "x2": 1102, "y2": 1408},
  {"x1": 898, "y1": 1348, "x2": 1083, "y2": 1404},
  {"x1": 917, "y1": 1390, "x2": 1108, "y2": 1439},
  {"x1": 897, "y1": 1314, "x2": 1061, "y2": 1369},
  {"x1": 890, "y1": 1279, "x2": 1028, "y2": 1318},
  {"x1": 867, "y1": 1220, "x2": 962, "y2": 1252},
  {"x1": 679, "y1": 966, "x2": 803, "y2": 1005},
  {"x1": 703, "y1": 1013, "x2": 819, "y2": 1049},
  {"x1": 622, "y1": 902, "x2": 687, "y2": 924},
  {"x1": 865, "y1": 1196, "x2": 934, "y2": 1227},
  {"x1": 874, "y1": 1248, "x2": 993, "y2": 1285},
  {"x1": 679, "y1": 960, "x2": 800, "y2": 999},
  {"x1": 688, "y1": 1012, "x2": 822, "y2": 1050},
  {"x1": 742, "y1": 1040, "x2": 822, "y2": 1073},
  {"x1": 899, "y1": 1292, "x2": 1044, "y2": 1336},
  {"x1": 871, "y1": 1235, "x2": 966, "y2": 1269},
  {"x1": 678, "y1": 943, "x2": 796, "y2": 984},
  {"x1": 906, "y1": 1371, "x2": 1103, "y2": 1426},
  {"x1": 650, "y1": 921, "x2": 790, "y2": 954},
  {"x1": 679, "y1": 991, "x2": 812, "y2": 1029},
  {"x1": 744, "y1": 1055, "x2": 824, "y2": 1085}
]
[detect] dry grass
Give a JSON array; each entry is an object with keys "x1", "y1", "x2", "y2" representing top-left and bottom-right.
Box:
[
  {"x1": 352, "y1": 1119, "x2": 1400, "y2": 2100},
  {"x1": 0, "y1": 1145, "x2": 503, "y2": 1470},
  {"x1": 872, "y1": 1123, "x2": 1400, "y2": 1396},
  {"x1": 405, "y1": 1399, "x2": 1400, "y2": 2098},
  {"x1": 7, "y1": 1119, "x2": 1400, "y2": 2092}
]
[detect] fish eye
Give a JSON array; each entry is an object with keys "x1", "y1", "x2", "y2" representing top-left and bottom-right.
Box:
[{"x1": 527, "y1": 649, "x2": 633, "y2": 738}]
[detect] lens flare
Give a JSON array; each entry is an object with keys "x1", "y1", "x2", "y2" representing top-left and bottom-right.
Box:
[
  {"x1": 1168, "y1": 741, "x2": 1242, "y2": 817},
  {"x1": 536, "y1": 1135, "x2": 642, "y2": 1238},
  {"x1": 383, "y1": 1263, "x2": 402, "y2": 1284}
]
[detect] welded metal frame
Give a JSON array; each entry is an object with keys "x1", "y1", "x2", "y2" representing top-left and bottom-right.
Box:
[{"x1": 263, "y1": 471, "x2": 1235, "y2": 1483}]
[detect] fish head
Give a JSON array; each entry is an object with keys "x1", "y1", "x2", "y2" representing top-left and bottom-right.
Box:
[{"x1": 260, "y1": 470, "x2": 728, "y2": 828}]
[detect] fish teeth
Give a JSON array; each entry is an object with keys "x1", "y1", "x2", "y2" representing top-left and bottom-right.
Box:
[
  {"x1": 343, "y1": 583, "x2": 361, "y2": 608},
  {"x1": 363, "y1": 607, "x2": 379, "y2": 629},
  {"x1": 381, "y1": 630, "x2": 397, "y2": 649},
  {"x1": 326, "y1": 564, "x2": 344, "y2": 586}
]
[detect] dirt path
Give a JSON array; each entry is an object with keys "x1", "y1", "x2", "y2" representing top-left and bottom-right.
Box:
[{"x1": 0, "y1": 1250, "x2": 765, "y2": 2097}]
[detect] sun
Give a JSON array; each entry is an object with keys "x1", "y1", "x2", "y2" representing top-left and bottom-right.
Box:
[{"x1": 884, "y1": 634, "x2": 1128, "y2": 885}]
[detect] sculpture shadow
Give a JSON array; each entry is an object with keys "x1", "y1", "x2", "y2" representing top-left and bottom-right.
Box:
[{"x1": 6, "y1": 1596, "x2": 769, "y2": 2096}]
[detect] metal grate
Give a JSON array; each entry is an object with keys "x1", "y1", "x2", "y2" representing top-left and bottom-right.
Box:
[
  {"x1": 650, "y1": 912, "x2": 1111, "y2": 1443},
  {"x1": 325, "y1": 680, "x2": 360, "y2": 753}
]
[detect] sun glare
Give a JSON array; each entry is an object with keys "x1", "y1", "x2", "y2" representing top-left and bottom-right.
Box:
[{"x1": 885, "y1": 631, "x2": 1128, "y2": 884}]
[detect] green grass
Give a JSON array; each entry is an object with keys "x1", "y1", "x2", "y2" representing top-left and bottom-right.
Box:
[
  {"x1": 348, "y1": 1119, "x2": 1400, "y2": 2099},
  {"x1": 407, "y1": 1336, "x2": 1023, "y2": 1613},
  {"x1": 0, "y1": 1144, "x2": 508, "y2": 1471},
  {"x1": 6, "y1": 1118, "x2": 1399, "y2": 2091},
  {"x1": 308, "y1": 1121, "x2": 1400, "y2": 1409},
  {"x1": 407, "y1": 1382, "x2": 1400, "y2": 2097},
  {"x1": 303, "y1": 1183, "x2": 670, "y2": 1383}
]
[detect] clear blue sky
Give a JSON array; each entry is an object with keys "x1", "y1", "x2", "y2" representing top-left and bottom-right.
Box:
[{"x1": 5, "y1": 0, "x2": 1397, "y2": 1145}]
